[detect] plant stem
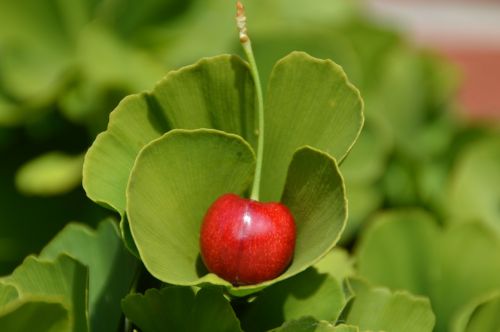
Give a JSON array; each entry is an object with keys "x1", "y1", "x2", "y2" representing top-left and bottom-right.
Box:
[{"x1": 237, "y1": 1, "x2": 264, "y2": 201}]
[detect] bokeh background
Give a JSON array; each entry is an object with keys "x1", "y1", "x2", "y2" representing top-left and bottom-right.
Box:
[{"x1": 0, "y1": 0, "x2": 499, "y2": 279}]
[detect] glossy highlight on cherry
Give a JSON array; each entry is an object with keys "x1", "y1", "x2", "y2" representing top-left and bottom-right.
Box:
[{"x1": 200, "y1": 193, "x2": 296, "y2": 285}]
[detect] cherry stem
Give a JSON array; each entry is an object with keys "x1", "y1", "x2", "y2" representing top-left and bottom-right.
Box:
[{"x1": 237, "y1": 1, "x2": 264, "y2": 201}]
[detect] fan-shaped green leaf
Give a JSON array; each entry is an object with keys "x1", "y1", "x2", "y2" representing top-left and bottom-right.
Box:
[
  {"x1": 83, "y1": 55, "x2": 256, "y2": 215},
  {"x1": 122, "y1": 286, "x2": 242, "y2": 332},
  {"x1": 0, "y1": 298, "x2": 69, "y2": 332},
  {"x1": 279, "y1": 147, "x2": 346, "y2": 283},
  {"x1": 240, "y1": 268, "x2": 346, "y2": 331},
  {"x1": 3, "y1": 255, "x2": 88, "y2": 332},
  {"x1": 126, "y1": 129, "x2": 255, "y2": 287},
  {"x1": 346, "y1": 278, "x2": 435, "y2": 332},
  {"x1": 261, "y1": 51, "x2": 363, "y2": 200},
  {"x1": 39, "y1": 219, "x2": 137, "y2": 332}
]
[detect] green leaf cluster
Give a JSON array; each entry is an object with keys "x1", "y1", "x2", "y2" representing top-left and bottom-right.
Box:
[
  {"x1": 83, "y1": 50, "x2": 363, "y2": 295},
  {"x1": 0, "y1": 219, "x2": 137, "y2": 331},
  {"x1": 122, "y1": 287, "x2": 242, "y2": 332},
  {"x1": 121, "y1": 252, "x2": 435, "y2": 331},
  {"x1": 356, "y1": 210, "x2": 500, "y2": 332},
  {"x1": 228, "y1": 4, "x2": 500, "y2": 330}
]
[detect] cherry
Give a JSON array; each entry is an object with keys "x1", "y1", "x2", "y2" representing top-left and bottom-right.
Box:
[{"x1": 200, "y1": 193, "x2": 296, "y2": 285}]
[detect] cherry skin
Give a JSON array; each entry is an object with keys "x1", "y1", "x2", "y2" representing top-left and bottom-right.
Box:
[{"x1": 200, "y1": 193, "x2": 296, "y2": 286}]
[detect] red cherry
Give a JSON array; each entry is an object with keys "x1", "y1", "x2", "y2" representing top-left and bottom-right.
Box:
[{"x1": 200, "y1": 193, "x2": 296, "y2": 285}]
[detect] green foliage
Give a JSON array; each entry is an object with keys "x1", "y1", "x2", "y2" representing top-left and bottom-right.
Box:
[
  {"x1": 345, "y1": 278, "x2": 435, "y2": 332},
  {"x1": 122, "y1": 286, "x2": 242, "y2": 332},
  {"x1": 240, "y1": 268, "x2": 346, "y2": 331},
  {"x1": 356, "y1": 211, "x2": 438, "y2": 295},
  {"x1": 39, "y1": 219, "x2": 137, "y2": 332},
  {"x1": 2, "y1": 255, "x2": 88, "y2": 332},
  {"x1": 313, "y1": 248, "x2": 355, "y2": 283},
  {"x1": 0, "y1": 299, "x2": 69, "y2": 332},
  {"x1": 127, "y1": 129, "x2": 255, "y2": 287},
  {"x1": 235, "y1": 278, "x2": 440, "y2": 332},
  {"x1": 278, "y1": 148, "x2": 346, "y2": 286},
  {"x1": 0, "y1": 149, "x2": 107, "y2": 275},
  {"x1": 83, "y1": 55, "x2": 256, "y2": 215},
  {"x1": 261, "y1": 51, "x2": 363, "y2": 201},
  {"x1": 356, "y1": 211, "x2": 500, "y2": 331},
  {"x1": 2, "y1": 0, "x2": 500, "y2": 330},
  {"x1": 84, "y1": 51, "x2": 360, "y2": 295},
  {"x1": 339, "y1": 114, "x2": 389, "y2": 241},
  {"x1": 0, "y1": 0, "x2": 189, "y2": 126},
  {"x1": 0, "y1": 219, "x2": 136, "y2": 331}
]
